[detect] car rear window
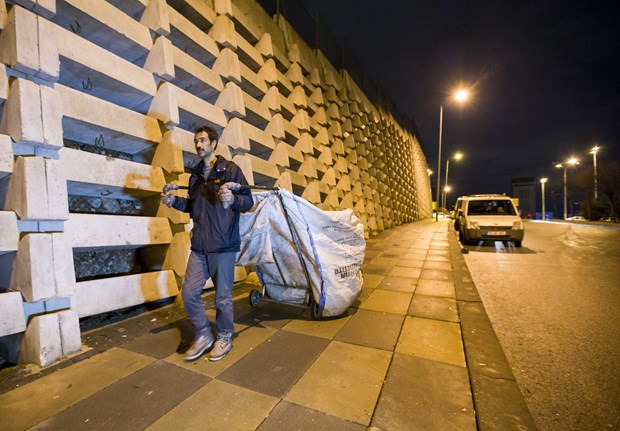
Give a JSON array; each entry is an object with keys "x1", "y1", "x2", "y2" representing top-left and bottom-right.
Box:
[{"x1": 467, "y1": 200, "x2": 517, "y2": 216}]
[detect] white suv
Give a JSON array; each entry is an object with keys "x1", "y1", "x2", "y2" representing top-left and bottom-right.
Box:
[{"x1": 457, "y1": 195, "x2": 524, "y2": 247}]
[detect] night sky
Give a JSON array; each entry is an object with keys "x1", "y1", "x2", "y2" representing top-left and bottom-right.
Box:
[{"x1": 295, "y1": 0, "x2": 620, "y2": 203}]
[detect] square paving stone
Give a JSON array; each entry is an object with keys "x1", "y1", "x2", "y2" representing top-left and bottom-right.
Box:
[
  {"x1": 369, "y1": 256, "x2": 400, "y2": 267},
  {"x1": 426, "y1": 254, "x2": 451, "y2": 262},
  {"x1": 388, "y1": 266, "x2": 422, "y2": 279},
  {"x1": 236, "y1": 302, "x2": 303, "y2": 329},
  {"x1": 283, "y1": 312, "x2": 351, "y2": 339},
  {"x1": 409, "y1": 294, "x2": 459, "y2": 322},
  {"x1": 334, "y1": 309, "x2": 404, "y2": 351},
  {"x1": 352, "y1": 287, "x2": 373, "y2": 307},
  {"x1": 217, "y1": 330, "x2": 329, "y2": 398},
  {"x1": 164, "y1": 324, "x2": 277, "y2": 378},
  {"x1": 0, "y1": 348, "x2": 155, "y2": 431},
  {"x1": 363, "y1": 250, "x2": 382, "y2": 262},
  {"x1": 380, "y1": 252, "x2": 402, "y2": 258},
  {"x1": 146, "y1": 379, "x2": 278, "y2": 431},
  {"x1": 420, "y1": 268, "x2": 454, "y2": 283},
  {"x1": 365, "y1": 237, "x2": 381, "y2": 245},
  {"x1": 372, "y1": 354, "x2": 476, "y2": 431},
  {"x1": 31, "y1": 360, "x2": 210, "y2": 431},
  {"x1": 362, "y1": 273, "x2": 385, "y2": 289},
  {"x1": 403, "y1": 251, "x2": 427, "y2": 259},
  {"x1": 431, "y1": 245, "x2": 449, "y2": 250},
  {"x1": 396, "y1": 316, "x2": 466, "y2": 367},
  {"x1": 121, "y1": 322, "x2": 191, "y2": 359},
  {"x1": 361, "y1": 264, "x2": 392, "y2": 276},
  {"x1": 416, "y1": 278, "x2": 456, "y2": 298},
  {"x1": 385, "y1": 248, "x2": 410, "y2": 256},
  {"x1": 257, "y1": 400, "x2": 366, "y2": 431},
  {"x1": 359, "y1": 289, "x2": 412, "y2": 315},
  {"x1": 430, "y1": 241, "x2": 450, "y2": 248},
  {"x1": 378, "y1": 275, "x2": 417, "y2": 292},
  {"x1": 397, "y1": 258, "x2": 426, "y2": 269},
  {"x1": 284, "y1": 341, "x2": 392, "y2": 426}
]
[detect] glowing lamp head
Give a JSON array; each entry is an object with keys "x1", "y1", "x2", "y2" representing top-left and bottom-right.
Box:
[{"x1": 454, "y1": 89, "x2": 470, "y2": 103}]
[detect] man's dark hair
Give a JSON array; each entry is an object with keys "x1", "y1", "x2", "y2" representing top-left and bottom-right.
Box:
[{"x1": 194, "y1": 125, "x2": 218, "y2": 142}]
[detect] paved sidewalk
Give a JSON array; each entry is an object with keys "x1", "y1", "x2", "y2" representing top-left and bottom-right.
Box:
[{"x1": 0, "y1": 219, "x2": 537, "y2": 430}]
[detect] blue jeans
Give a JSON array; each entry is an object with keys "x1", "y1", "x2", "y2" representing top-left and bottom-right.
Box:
[{"x1": 182, "y1": 251, "x2": 236, "y2": 339}]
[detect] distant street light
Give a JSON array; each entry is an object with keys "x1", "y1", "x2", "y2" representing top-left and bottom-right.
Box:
[
  {"x1": 590, "y1": 146, "x2": 600, "y2": 200},
  {"x1": 442, "y1": 186, "x2": 452, "y2": 216},
  {"x1": 555, "y1": 158, "x2": 579, "y2": 220},
  {"x1": 540, "y1": 177, "x2": 548, "y2": 220},
  {"x1": 435, "y1": 89, "x2": 470, "y2": 221},
  {"x1": 442, "y1": 152, "x2": 463, "y2": 212}
]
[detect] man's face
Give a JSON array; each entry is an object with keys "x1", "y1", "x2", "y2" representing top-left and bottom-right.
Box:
[{"x1": 194, "y1": 131, "x2": 216, "y2": 158}]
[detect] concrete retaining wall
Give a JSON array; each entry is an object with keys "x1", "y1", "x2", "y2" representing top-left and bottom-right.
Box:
[{"x1": 0, "y1": 0, "x2": 432, "y2": 366}]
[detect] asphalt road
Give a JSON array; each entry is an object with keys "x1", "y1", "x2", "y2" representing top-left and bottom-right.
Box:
[{"x1": 460, "y1": 220, "x2": 620, "y2": 431}]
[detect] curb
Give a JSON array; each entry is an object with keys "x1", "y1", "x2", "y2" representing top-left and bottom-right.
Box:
[{"x1": 448, "y1": 229, "x2": 538, "y2": 430}]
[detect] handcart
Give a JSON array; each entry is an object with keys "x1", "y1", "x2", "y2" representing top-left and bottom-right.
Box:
[
  {"x1": 245, "y1": 188, "x2": 322, "y2": 319},
  {"x1": 237, "y1": 187, "x2": 365, "y2": 319}
]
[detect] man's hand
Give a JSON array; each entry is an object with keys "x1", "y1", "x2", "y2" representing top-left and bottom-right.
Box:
[
  {"x1": 218, "y1": 185, "x2": 235, "y2": 208},
  {"x1": 162, "y1": 183, "x2": 178, "y2": 193},
  {"x1": 161, "y1": 193, "x2": 175, "y2": 208}
]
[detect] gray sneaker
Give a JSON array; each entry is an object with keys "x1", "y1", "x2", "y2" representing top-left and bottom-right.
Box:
[
  {"x1": 184, "y1": 332, "x2": 214, "y2": 362},
  {"x1": 209, "y1": 336, "x2": 232, "y2": 362}
]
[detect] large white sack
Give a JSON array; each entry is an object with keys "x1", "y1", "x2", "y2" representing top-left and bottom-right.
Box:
[{"x1": 237, "y1": 190, "x2": 365, "y2": 317}]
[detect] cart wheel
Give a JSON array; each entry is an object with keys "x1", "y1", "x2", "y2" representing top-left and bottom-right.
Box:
[
  {"x1": 310, "y1": 300, "x2": 321, "y2": 320},
  {"x1": 249, "y1": 289, "x2": 261, "y2": 307}
]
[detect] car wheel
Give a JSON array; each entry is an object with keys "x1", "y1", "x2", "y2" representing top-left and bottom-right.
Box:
[{"x1": 514, "y1": 240, "x2": 522, "y2": 248}]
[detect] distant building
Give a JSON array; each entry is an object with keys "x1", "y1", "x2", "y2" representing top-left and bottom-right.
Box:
[{"x1": 512, "y1": 177, "x2": 537, "y2": 218}]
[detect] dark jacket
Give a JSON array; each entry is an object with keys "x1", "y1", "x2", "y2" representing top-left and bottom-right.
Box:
[{"x1": 172, "y1": 156, "x2": 253, "y2": 254}]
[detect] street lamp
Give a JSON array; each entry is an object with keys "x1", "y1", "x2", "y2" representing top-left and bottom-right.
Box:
[
  {"x1": 442, "y1": 152, "x2": 463, "y2": 212},
  {"x1": 540, "y1": 177, "x2": 548, "y2": 220},
  {"x1": 590, "y1": 145, "x2": 600, "y2": 200},
  {"x1": 435, "y1": 88, "x2": 470, "y2": 221},
  {"x1": 555, "y1": 158, "x2": 579, "y2": 220},
  {"x1": 441, "y1": 186, "x2": 451, "y2": 216}
]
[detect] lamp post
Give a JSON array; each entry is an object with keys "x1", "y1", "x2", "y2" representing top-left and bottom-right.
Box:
[
  {"x1": 434, "y1": 105, "x2": 444, "y2": 221},
  {"x1": 540, "y1": 177, "x2": 547, "y2": 220},
  {"x1": 435, "y1": 89, "x2": 470, "y2": 221},
  {"x1": 442, "y1": 152, "x2": 463, "y2": 212},
  {"x1": 590, "y1": 146, "x2": 599, "y2": 200},
  {"x1": 555, "y1": 158, "x2": 579, "y2": 220}
]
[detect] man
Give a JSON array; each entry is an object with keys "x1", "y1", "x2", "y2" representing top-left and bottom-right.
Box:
[{"x1": 161, "y1": 125, "x2": 253, "y2": 361}]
